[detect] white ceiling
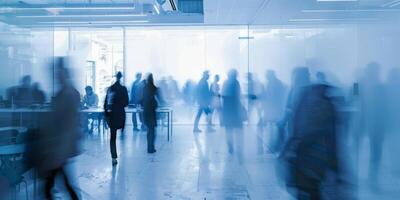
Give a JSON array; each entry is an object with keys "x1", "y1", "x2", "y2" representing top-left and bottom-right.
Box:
[
  {"x1": 1, "y1": 0, "x2": 400, "y2": 26},
  {"x1": 204, "y1": 0, "x2": 400, "y2": 25}
]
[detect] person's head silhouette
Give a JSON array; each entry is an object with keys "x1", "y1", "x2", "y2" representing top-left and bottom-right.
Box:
[
  {"x1": 214, "y1": 74, "x2": 220, "y2": 82},
  {"x1": 291, "y1": 67, "x2": 310, "y2": 88},
  {"x1": 202, "y1": 70, "x2": 210, "y2": 80},
  {"x1": 365, "y1": 62, "x2": 381, "y2": 82},
  {"x1": 85, "y1": 86, "x2": 93, "y2": 95},
  {"x1": 135, "y1": 73, "x2": 142, "y2": 81},
  {"x1": 21, "y1": 75, "x2": 32, "y2": 87},
  {"x1": 228, "y1": 69, "x2": 238, "y2": 80},
  {"x1": 147, "y1": 73, "x2": 154, "y2": 85},
  {"x1": 116, "y1": 71, "x2": 123, "y2": 82},
  {"x1": 266, "y1": 70, "x2": 276, "y2": 81}
]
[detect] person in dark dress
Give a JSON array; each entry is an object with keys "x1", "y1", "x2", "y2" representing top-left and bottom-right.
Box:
[
  {"x1": 221, "y1": 69, "x2": 244, "y2": 130},
  {"x1": 104, "y1": 72, "x2": 129, "y2": 165},
  {"x1": 142, "y1": 74, "x2": 161, "y2": 153},
  {"x1": 221, "y1": 69, "x2": 245, "y2": 154}
]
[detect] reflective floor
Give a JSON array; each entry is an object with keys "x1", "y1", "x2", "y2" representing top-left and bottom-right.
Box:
[
  {"x1": 73, "y1": 125, "x2": 289, "y2": 200},
  {"x1": 19, "y1": 124, "x2": 400, "y2": 200}
]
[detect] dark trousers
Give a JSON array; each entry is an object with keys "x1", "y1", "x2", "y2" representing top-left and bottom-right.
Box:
[
  {"x1": 45, "y1": 166, "x2": 78, "y2": 200},
  {"x1": 368, "y1": 133, "x2": 384, "y2": 182},
  {"x1": 110, "y1": 128, "x2": 118, "y2": 158},
  {"x1": 193, "y1": 106, "x2": 211, "y2": 129},
  {"x1": 147, "y1": 126, "x2": 156, "y2": 152},
  {"x1": 132, "y1": 112, "x2": 144, "y2": 129},
  {"x1": 296, "y1": 178, "x2": 322, "y2": 200}
]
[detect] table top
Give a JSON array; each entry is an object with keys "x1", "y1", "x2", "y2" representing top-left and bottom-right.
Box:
[
  {"x1": 0, "y1": 127, "x2": 28, "y2": 133},
  {"x1": 0, "y1": 107, "x2": 172, "y2": 113},
  {"x1": 82, "y1": 107, "x2": 172, "y2": 113},
  {"x1": 0, "y1": 144, "x2": 26, "y2": 155},
  {"x1": 0, "y1": 108, "x2": 51, "y2": 113}
]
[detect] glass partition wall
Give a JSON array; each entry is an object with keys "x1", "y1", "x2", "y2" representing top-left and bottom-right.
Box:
[
  {"x1": 125, "y1": 26, "x2": 250, "y2": 123},
  {"x1": 2, "y1": 24, "x2": 400, "y2": 124}
]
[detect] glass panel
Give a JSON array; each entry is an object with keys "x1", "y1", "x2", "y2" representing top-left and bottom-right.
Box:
[
  {"x1": 69, "y1": 28, "x2": 123, "y2": 102},
  {"x1": 125, "y1": 26, "x2": 249, "y2": 124},
  {"x1": 0, "y1": 23, "x2": 54, "y2": 131}
]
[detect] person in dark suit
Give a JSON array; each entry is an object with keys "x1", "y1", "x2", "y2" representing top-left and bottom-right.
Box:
[
  {"x1": 104, "y1": 72, "x2": 129, "y2": 165},
  {"x1": 221, "y1": 69, "x2": 244, "y2": 130},
  {"x1": 279, "y1": 82, "x2": 346, "y2": 200},
  {"x1": 142, "y1": 74, "x2": 161, "y2": 153},
  {"x1": 130, "y1": 73, "x2": 145, "y2": 132}
]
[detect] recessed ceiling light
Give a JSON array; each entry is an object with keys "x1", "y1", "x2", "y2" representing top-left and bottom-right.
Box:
[
  {"x1": 38, "y1": 20, "x2": 149, "y2": 24},
  {"x1": 302, "y1": 9, "x2": 400, "y2": 12},
  {"x1": 1, "y1": 6, "x2": 136, "y2": 11},
  {"x1": 16, "y1": 14, "x2": 147, "y2": 18},
  {"x1": 317, "y1": 0, "x2": 358, "y2": 2},
  {"x1": 289, "y1": 18, "x2": 377, "y2": 22}
]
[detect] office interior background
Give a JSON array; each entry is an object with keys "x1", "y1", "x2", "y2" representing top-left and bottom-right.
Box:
[{"x1": 1, "y1": 0, "x2": 400, "y2": 199}]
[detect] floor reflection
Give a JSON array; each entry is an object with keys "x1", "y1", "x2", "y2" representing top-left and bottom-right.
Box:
[{"x1": 26, "y1": 124, "x2": 400, "y2": 200}]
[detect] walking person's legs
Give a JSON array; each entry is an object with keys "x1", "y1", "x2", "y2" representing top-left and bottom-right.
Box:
[
  {"x1": 369, "y1": 132, "x2": 384, "y2": 184},
  {"x1": 110, "y1": 128, "x2": 118, "y2": 165},
  {"x1": 147, "y1": 126, "x2": 156, "y2": 153},
  {"x1": 225, "y1": 128, "x2": 234, "y2": 154},
  {"x1": 193, "y1": 107, "x2": 204, "y2": 132},
  {"x1": 206, "y1": 108, "x2": 215, "y2": 132},
  {"x1": 132, "y1": 113, "x2": 139, "y2": 131},
  {"x1": 139, "y1": 112, "x2": 146, "y2": 131},
  {"x1": 44, "y1": 168, "x2": 59, "y2": 199},
  {"x1": 60, "y1": 168, "x2": 79, "y2": 200}
]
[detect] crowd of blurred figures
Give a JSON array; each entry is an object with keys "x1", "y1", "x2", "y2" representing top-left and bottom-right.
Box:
[{"x1": 1, "y1": 56, "x2": 400, "y2": 200}]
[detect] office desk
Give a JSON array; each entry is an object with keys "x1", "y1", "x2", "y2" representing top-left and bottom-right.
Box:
[
  {"x1": 81, "y1": 107, "x2": 173, "y2": 141},
  {"x1": 0, "y1": 144, "x2": 25, "y2": 155},
  {"x1": 0, "y1": 107, "x2": 173, "y2": 141}
]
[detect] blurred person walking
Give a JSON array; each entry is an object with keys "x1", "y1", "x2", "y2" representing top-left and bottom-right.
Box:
[
  {"x1": 246, "y1": 73, "x2": 263, "y2": 125},
  {"x1": 210, "y1": 74, "x2": 221, "y2": 126},
  {"x1": 278, "y1": 67, "x2": 311, "y2": 150},
  {"x1": 182, "y1": 80, "x2": 196, "y2": 106},
  {"x1": 142, "y1": 74, "x2": 161, "y2": 153},
  {"x1": 357, "y1": 62, "x2": 387, "y2": 187},
  {"x1": 262, "y1": 70, "x2": 287, "y2": 126},
  {"x1": 221, "y1": 69, "x2": 246, "y2": 154},
  {"x1": 193, "y1": 71, "x2": 213, "y2": 132},
  {"x1": 279, "y1": 82, "x2": 344, "y2": 200},
  {"x1": 36, "y1": 57, "x2": 81, "y2": 200},
  {"x1": 385, "y1": 68, "x2": 400, "y2": 174},
  {"x1": 130, "y1": 73, "x2": 145, "y2": 132},
  {"x1": 104, "y1": 72, "x2": 129, "y2": 165},
  {"x1": 262, "y1": 70, "x2": 287, "y2": 152}
]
